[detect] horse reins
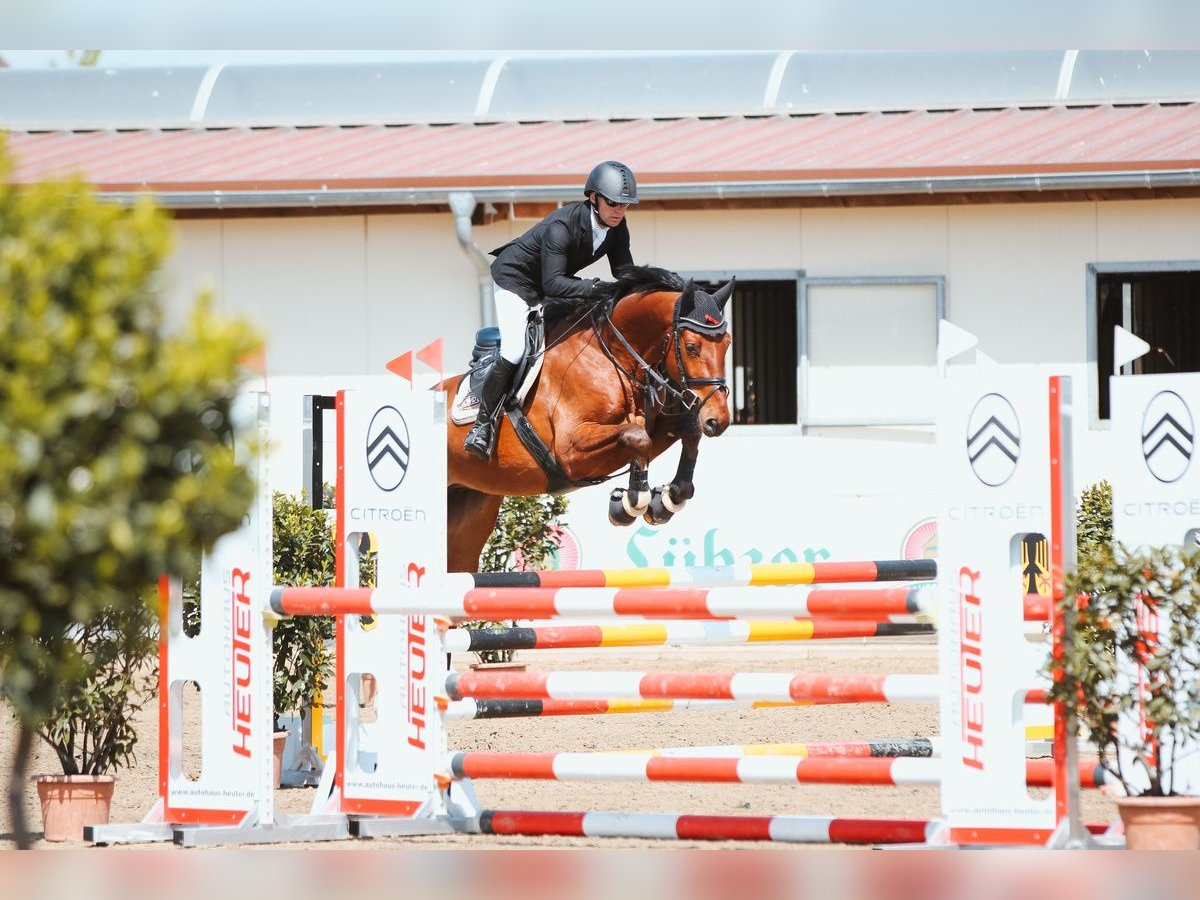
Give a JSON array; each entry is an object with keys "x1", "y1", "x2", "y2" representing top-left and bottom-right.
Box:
[{"x1": 596, "y1": 295, "x2": 729, "y2": 418}]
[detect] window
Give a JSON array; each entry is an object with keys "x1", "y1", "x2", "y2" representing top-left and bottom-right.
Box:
[
  {"x1": 691, "y1": 273, "x2": 801, "y2": 426},
  {"x1": 688, "y1": 272, "x2": 944, "y2": 428},
  {"x1": 1089, "y1": 264, "x2": 1200, "y2": 421},
  {"x1": 800, "y1": 276, "x2": 944, "y2": 428}
]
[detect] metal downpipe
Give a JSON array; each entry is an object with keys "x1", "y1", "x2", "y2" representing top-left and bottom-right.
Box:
[{"x1": 449, "y1": 191, "x2": 496, "y2": 328}]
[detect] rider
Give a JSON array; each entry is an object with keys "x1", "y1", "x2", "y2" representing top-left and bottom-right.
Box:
[{"x1": 463, "y1": 160, "x2": 640, "y2": 459}]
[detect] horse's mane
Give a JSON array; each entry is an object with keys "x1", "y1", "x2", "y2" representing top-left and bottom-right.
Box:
[
  {"x1": 609, "y1": 264, "x2": 688, "y2": 300},
  {"x1": 544, "y1": 265, "x2": 690, "y2": 335}
]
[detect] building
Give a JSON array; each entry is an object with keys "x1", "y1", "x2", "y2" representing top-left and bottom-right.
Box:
[{"x1": 4, "y1": 51, "x2": 1199, "y2": 565}]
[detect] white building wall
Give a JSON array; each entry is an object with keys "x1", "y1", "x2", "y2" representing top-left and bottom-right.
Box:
[
  {"x1": 160, "y1": 218, "x2": 222, "y2": 330},
  {"x1": 946, "y1": 202, "x2": 1096, "y2": 365},
  {"x1": 164, "y1": 212, "x2": 495, "y2": 377},
  {"x1": 800, "y1": 205, "x2": 948, "y2": 276},
  {"x1": 1096, "y1": 199, "x2": 1200, "y2": 261},
  {"x1": 651, "y1": 208, "x2": 802, "y2": 270},
  {"x1": 364, "y1": 213, "x2": 488, "y2": 374}
]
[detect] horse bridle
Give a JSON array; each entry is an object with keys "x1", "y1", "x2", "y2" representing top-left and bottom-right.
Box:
[{"x1": 598, "y1": 295, "x2": 729, "y2": 417}]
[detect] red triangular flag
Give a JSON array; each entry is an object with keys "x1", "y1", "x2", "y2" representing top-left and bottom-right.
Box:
[
  {"x1": 386, "y1": 350, "x2": 413, "y2": 383},
  {"x1": 238, "y1": 342, "x2": 268, "y2": 376},
  {"x1": 416, "y1": 338, "x2": 443, "y2": 373}
]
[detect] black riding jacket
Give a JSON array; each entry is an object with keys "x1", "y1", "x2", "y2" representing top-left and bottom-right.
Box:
[{"x1": 490, "y1": 201, "x2": 633, "y2": 306}]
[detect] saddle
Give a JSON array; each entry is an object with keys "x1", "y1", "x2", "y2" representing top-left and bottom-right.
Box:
[
  {"x1": 453, "y1": 308, "x2": 600, "y2": 492},
  {"x1": 451, "y1": 308, "x2": 544, "y2": 427}
]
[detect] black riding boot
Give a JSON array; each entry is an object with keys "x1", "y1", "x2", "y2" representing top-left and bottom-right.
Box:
[{"x1": 463, "y1": 358, "x2": 518, "y2": 459}]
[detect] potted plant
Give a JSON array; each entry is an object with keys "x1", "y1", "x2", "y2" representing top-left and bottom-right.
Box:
[
  {"x1": 467, "y1": 494, "x2": 570, "y2": 668},
  {"x1": 28, "y1": 598, "x2": 158, "y2": 841},
  {"x1": 1049, "y1": 536, "x2": 1200, "y2": 849}
]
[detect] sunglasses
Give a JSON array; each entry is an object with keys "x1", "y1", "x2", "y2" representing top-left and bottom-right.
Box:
[{"x1": 601, "y1": 196, "x2": 629, "y2": 209}]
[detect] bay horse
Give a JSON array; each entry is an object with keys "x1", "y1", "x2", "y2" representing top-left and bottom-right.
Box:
[{"x1": 440, "y1": 266, "x2": 734, "y2": 573}]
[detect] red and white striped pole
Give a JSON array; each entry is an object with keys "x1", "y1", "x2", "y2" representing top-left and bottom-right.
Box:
[
  {"x1": 451, "y1": 753, "x2": 941, "y2": 785},
  {"x1": 467, "y1": 558, "x2": 936, "y2": 588},
  {"x1": 631, "y1": 738, "x2": 939, "y2": 759},
  {"x1": 473, "y1": 809, "x2": 939, "y2": 844},
  {"x1": 271, "y1": 583, "x2": 933, "y2": 621},
  {"x1": 444, "y1": 697, "x2": 877, "y2": 719},
  {"x1": 444, "y1": 618, "x2": 933, "y2": 652},
  {"x1": 444, "y1": 670, "x2": 940, "y2": 704},
  {"x1": 472, "y1": 809, "x2": 1111, "y2": 845},
  {"x1": 450, "y1": 752, "x2": 1105, "y2": 788}
]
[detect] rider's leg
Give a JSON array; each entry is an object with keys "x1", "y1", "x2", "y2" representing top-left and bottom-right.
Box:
[
  {"x1": 464, "y1": 285, "x2": 526, "y2": 459},
  {"x1": 493, "y1": 286, "x2": 528, "y2": 369}
]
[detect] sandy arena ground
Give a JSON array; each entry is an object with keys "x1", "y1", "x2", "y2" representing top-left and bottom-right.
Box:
[{"x1": 0, "y1": 636, "x2": 1116, "y2": 849}]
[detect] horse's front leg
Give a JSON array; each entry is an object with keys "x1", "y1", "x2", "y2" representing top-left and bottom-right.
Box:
[
  {"x1": 608, "y1": 458, "x2": 652, "y2": 525},
  {"x1": 644, "y1": 432, "x2": 699, "y2": 526},
  {"x1": 603, "y1": 418, "x2": 653, "y2": 526}
]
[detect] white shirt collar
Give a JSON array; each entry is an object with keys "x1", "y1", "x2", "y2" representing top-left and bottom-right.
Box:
[{"x1": 590, "y1": 203, "x2": 609, "y2": 253}]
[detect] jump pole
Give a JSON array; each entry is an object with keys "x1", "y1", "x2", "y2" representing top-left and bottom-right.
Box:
[
  {"x1": 470, "y1": 810, "x2": 1114, "y2": 845},
  {"x1": 443, "y1": 698, "x2": 891, "y2": 718},
  {"x1": 271, "y1": 583, "x2": 935, "y2": 621},
  {"x1": 471, "y1": 810, "x2": 940, "y2": 845},
  {"x1": 447, "y1": 751, "x2": 1105, "y2": 789},
  {"x1": 468, "y1": 558, "x2": 936, "y2": 588},
  {"x1": 443, "y1": 670, "x2": 939, "y2": 704},
  {"x1": 444, "y1": 619, "x2": 934, "y2": 652}
]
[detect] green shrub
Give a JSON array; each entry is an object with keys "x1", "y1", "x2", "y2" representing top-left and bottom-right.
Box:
[
  {"x1": 479, "y1": 494, "x2": 571, "y2": 575},
  {"x1": 1076, "y1": 479, "x2": 1112, "y2": 560},
  {"x1": 36, "y1": 600, "x2": 158, "y2": 775},
  {"x1": 271, "y1": 491, "x2": 337, "y2": 731}
]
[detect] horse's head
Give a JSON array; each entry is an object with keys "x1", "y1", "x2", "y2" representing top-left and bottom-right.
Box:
[
  {"x1": 600, "y1": 265, "x2": 734, "y2": 438},
  {"x1": 668, "y1": 278, "x2": 734, "y2": 437}
]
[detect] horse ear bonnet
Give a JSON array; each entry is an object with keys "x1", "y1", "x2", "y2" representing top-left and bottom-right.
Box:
[{"x1": 678, "y1": 278, "x2": 734, "y2": 336}]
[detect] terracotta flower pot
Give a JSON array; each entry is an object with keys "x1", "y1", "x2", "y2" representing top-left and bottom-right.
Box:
[
  {"x1": 35, "y1": 774, "x2": 115, "y2": 842},
  {"x1": 1116, "y1": 795, "x2": 1200, "y2": 850}
]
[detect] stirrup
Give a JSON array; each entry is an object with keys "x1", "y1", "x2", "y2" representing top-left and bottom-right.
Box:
[{"x1": 464, "y1": 420, "x2": 496, "y2": 459}]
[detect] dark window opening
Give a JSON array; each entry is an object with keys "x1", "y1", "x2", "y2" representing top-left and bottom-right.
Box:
[
  {"x1": 697, "y1": 278, "x2": 797, "y2": 425},
  {"x1": 1096, "y1": 270, "x2": 1200, "y2": 419}
]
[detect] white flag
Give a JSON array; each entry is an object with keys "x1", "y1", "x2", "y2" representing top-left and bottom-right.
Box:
[
  {"x1": 1113, "y1": 325, "x2": 1150, "y2": 371},
  {"x1": 937, "y1": 320, "x2": 979, "y2": 374}
]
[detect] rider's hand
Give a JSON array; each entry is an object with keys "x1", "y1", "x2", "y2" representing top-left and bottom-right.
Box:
[{"x1": 591, "y1": 278, "x2": 618, "y2": 300}]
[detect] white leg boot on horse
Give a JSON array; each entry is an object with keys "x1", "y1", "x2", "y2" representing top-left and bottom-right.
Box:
[{"x1": 463, "y1": 357, "x2": 518, "y2": 460}]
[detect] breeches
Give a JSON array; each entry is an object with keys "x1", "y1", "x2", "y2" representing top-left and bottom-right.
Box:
[{"x1": 493, "y1": 283, "x2": 536, "y2": 364}]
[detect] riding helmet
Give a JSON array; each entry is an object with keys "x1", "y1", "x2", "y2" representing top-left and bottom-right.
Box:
[{"x1": 584, "y1": 161, "x2": 639, "y2": 205}]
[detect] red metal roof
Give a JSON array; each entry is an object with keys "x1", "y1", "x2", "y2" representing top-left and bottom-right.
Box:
[{"x1": 6, "y1": 103, "x2": 1200, "y2": 202}]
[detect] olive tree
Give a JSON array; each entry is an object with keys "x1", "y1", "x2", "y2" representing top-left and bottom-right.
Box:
[{"x1": 0, "y1": 143, "x2": 261, "y2": 846}]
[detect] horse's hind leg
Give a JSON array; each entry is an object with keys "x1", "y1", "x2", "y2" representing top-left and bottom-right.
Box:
[
  {"x1": 447, "y1": 486, "x2": 504, "y2": 573},
  {"x1": 644, "y1": 434, "x2": 699, "y2": 526}
]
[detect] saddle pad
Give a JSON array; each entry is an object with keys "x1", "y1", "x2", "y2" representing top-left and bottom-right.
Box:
[{"x1": 451, "y1": 352, "x2": 544, "y2": 426}]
